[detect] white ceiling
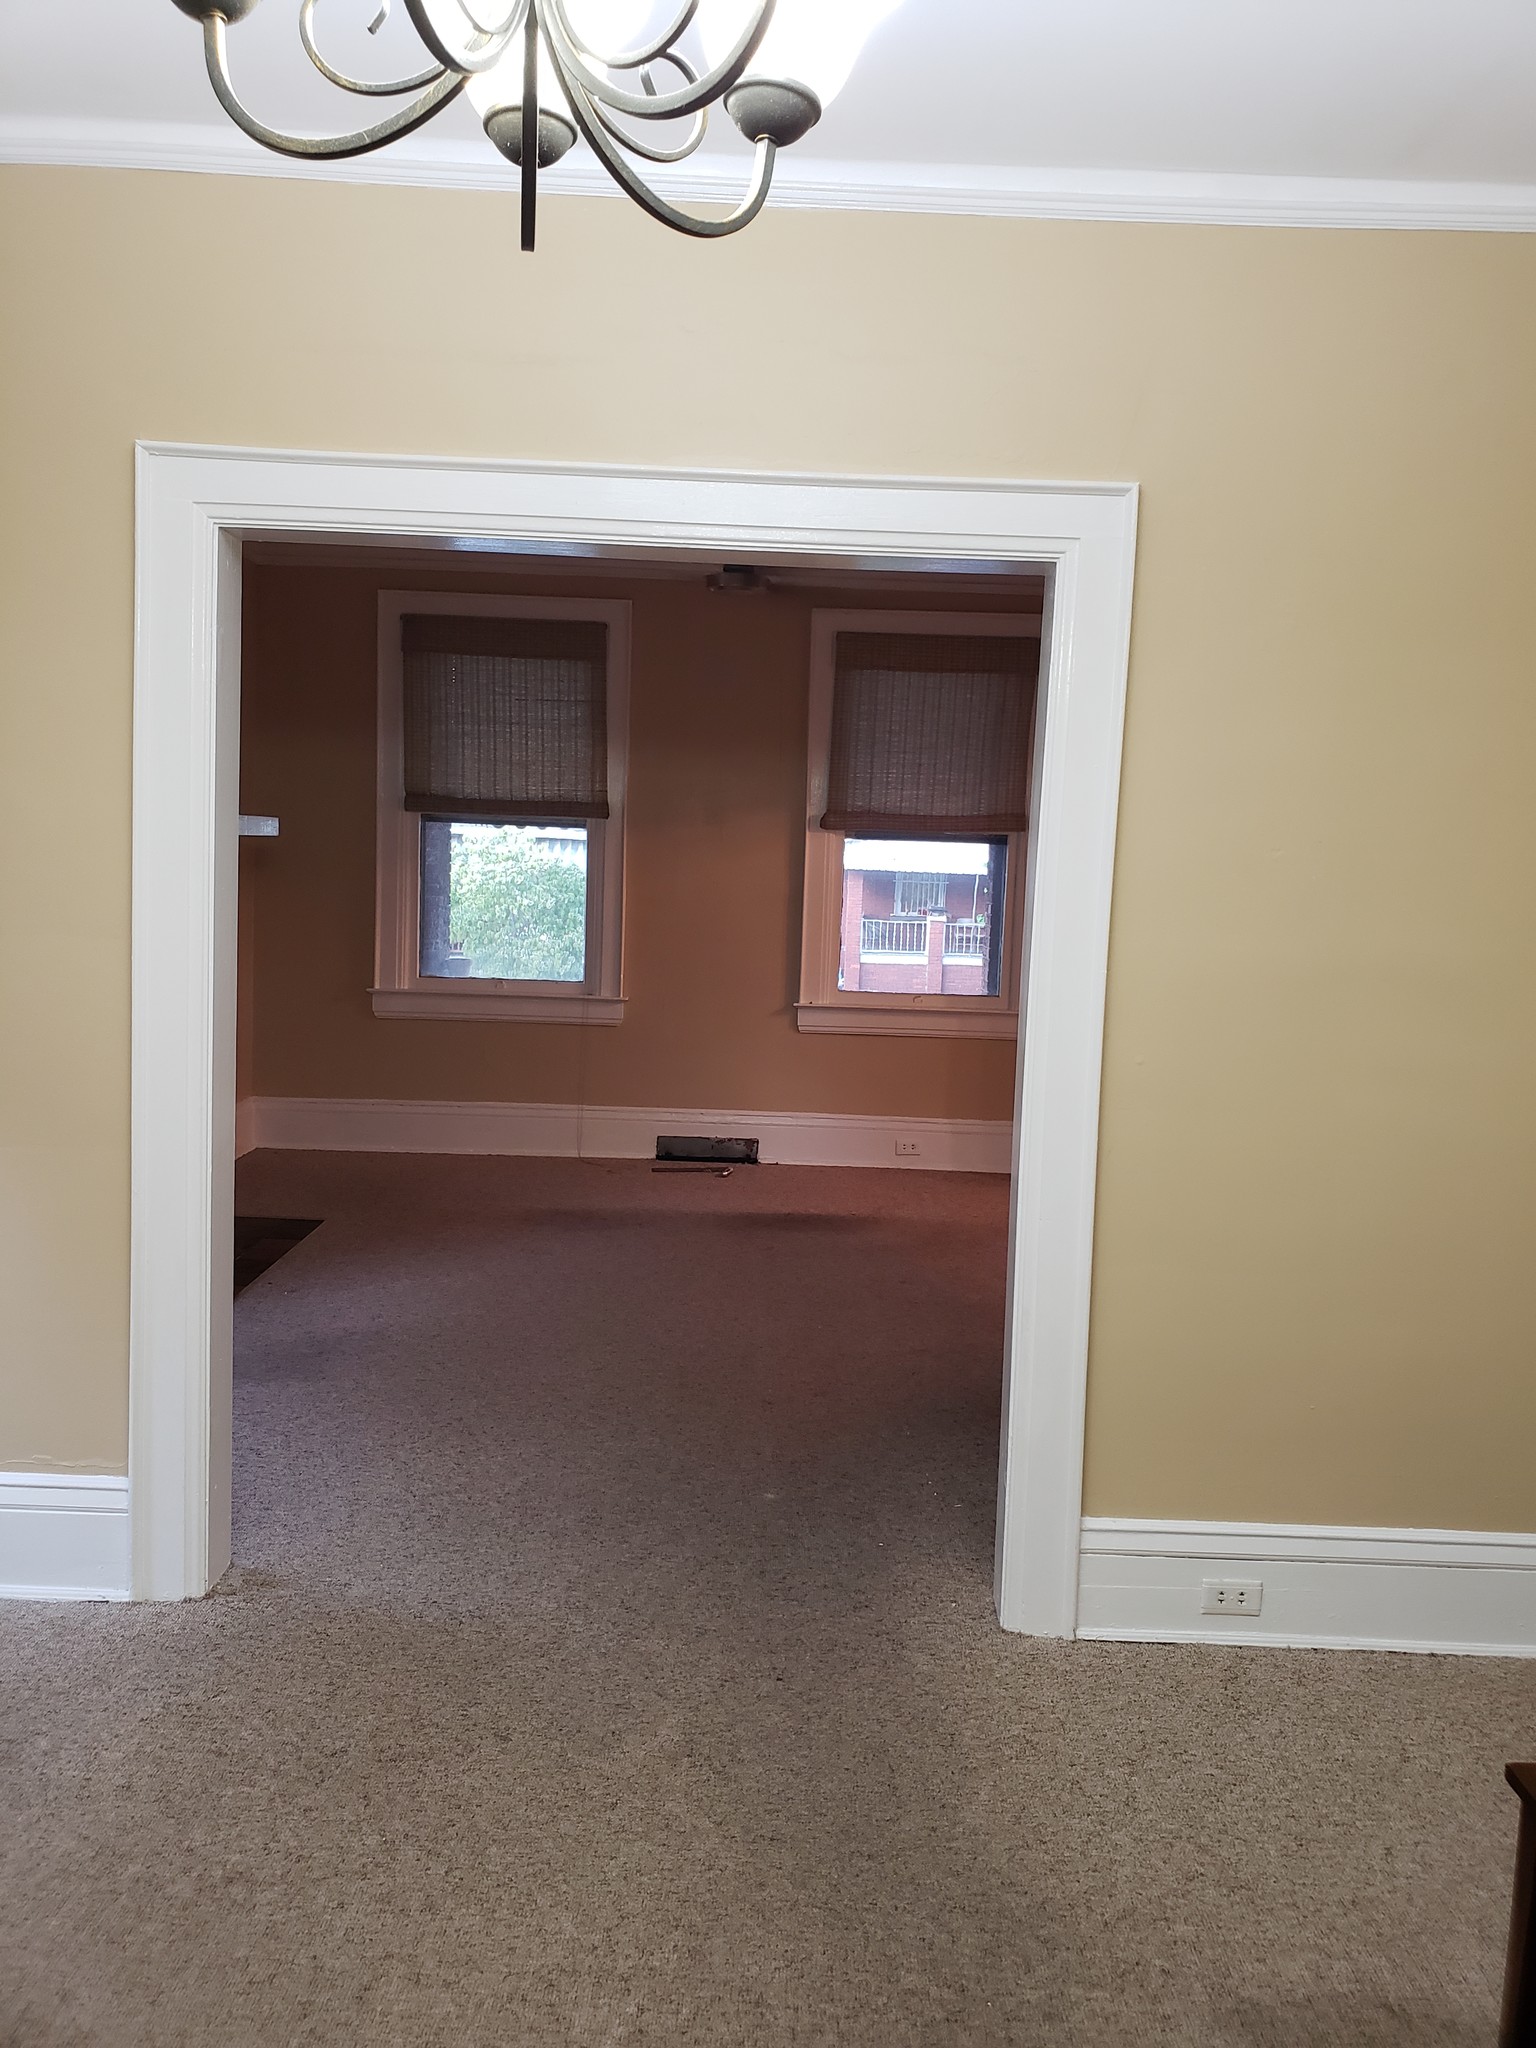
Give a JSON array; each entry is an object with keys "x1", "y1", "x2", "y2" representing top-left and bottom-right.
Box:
[{"x1": 5, "y1": 0, "x2": 1536, "y2": 227}]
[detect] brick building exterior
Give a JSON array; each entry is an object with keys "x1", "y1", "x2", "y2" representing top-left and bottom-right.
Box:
[{"x1": 838, "y1": 843, "x2": 998, "y2": 996}]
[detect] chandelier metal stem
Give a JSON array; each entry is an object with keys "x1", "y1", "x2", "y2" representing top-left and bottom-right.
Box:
[{"x1": 519, "y1": 0, "x2": 538, "y2": 251}]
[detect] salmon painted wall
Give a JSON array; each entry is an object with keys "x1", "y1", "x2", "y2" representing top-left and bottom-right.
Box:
[{"x1": 237, "y1": 560, "x2": 1027, "y2": 1121}]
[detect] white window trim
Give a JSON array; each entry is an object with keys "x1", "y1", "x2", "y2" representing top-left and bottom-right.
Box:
[
  {"x1": 372, "y1": 590, "x2": 630, "y2": 1025},
  {"x1": 797, "y1": 608, "x2": 1041, "y2": 1040}
]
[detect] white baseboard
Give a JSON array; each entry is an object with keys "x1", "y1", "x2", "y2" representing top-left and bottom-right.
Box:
[
  {"x1": 1079, "y1": 1518, "x2": 1536, "y2": 1657},
  {"x1": 0, "y1": 1472, "x2": 131, "y2": 1601},
  {"x1": 245, "y1": 1096, "x2": 1014, "y2": 1173},
  {"x1": 234, "y1": 1096, "x2": 257, "y2": 1159}
]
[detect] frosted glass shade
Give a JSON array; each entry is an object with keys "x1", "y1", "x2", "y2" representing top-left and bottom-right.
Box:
[
  {"x1": 465, "y1": 42, "x2": 564, "y2": 117},
  {"x1": 701, "y1": 0, "x2": 902, "y2": 109}
]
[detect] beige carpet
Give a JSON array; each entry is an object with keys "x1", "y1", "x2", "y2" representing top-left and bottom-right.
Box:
[{"x1": 2, "y1": 1153, "x2": 1529, "y2": 2046}]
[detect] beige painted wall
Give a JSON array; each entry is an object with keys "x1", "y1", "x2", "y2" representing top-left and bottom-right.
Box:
[
  {"x1": 3, "y1": 166, "x2": 1535, "y2": 1530},
  {"x1": 238, "y1": 560, "x2": 1023, "y2": 1118}
]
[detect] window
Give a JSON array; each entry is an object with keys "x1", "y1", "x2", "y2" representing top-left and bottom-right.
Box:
[
  {"x1": 419, "y1": 822, "x2": 588, "y2": 982},
  {"x1": 373, "y1": 594, "x2": 629, "y2": 1023},
  {"x1": 798, "y1": 610, "x2": 1041, "y2": 1038},
  {"x1": 844, "y1": 839, "x2": 1007, "y2": 997}
]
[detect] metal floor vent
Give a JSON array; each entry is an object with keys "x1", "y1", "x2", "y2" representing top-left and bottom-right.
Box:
[{"x1": 655, "y1": 1135, "x2": 759, "y2": 1165}]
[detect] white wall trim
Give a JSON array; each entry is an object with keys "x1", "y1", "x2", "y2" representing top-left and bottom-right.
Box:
[
  {"x1": 133, "y1": 443, "x2": 1137, "y2": 1617},
  {"x1": 0, "y1": 1472, "x2": 131, "y2": 1602},
  {"x1": 369, "y1": 989, "x2": 625, "y2": 1025},
  {"x1": 243, "y1": 1095, "x2": 1013, "y2": 1173},
  {"x1": 235, "y1": 1096, "x2": 258, "y2": 1159},
  {"x1": 794, "y1": 1001, "x2": 1016, "y2": 1039},
  {"x1": 9, "y1": 117, "x2": 1536, "y2": 233},
  {"x1": 1078, "y1": 1518, "x2": 1536, "y2": 1657}
]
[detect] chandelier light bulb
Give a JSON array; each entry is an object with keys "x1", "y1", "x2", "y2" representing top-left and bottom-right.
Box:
[{"x1": 463, "y1": 36, "x2": 565, "y2": 117}]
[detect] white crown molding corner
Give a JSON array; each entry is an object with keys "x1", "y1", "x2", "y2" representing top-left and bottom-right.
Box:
[
  {"x1": 0, "y1": 1472, "x2": 132, "y2": 1602},
  {"x1": 1078, "y1": 1517, "x2": 1536, "y2": 1657},
  {"x1": 6, "y1": 116, "x2": 1536, "y2": 233},
  {"x1": 248, "y1": 1094, "x2": 1014, "y2": 1174}
]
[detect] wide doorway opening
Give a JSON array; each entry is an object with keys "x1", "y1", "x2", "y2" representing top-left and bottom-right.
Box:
[
  {"x1": 129, "y1": 447, "x2": 1137, "y2": 1630},
  {"x1": 230, "y1": 539, "x2": 1044, "y2": 1620}
]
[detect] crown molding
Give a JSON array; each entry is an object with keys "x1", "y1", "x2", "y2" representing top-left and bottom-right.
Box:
[{"x1": 5, "y1": 114, "x2": 1536, "y2": 232}]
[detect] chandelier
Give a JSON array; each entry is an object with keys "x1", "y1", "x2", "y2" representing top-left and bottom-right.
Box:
[{"x1": 168, "y1": 0, "x2": 897, "y2": 249}]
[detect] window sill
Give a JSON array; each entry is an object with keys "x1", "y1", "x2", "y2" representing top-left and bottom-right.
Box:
[
  {"x1": 371, "y1": 988, "x2": 624, "y2": 1026},
  {"x1": 795, "y1": 1001, "x2": 1018, "y2": 1041}
]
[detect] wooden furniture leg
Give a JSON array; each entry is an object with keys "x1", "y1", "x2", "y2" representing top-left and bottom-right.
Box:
[{"x1": 1503, "y1": 1764, "x2": 1536, "y2": 2047}]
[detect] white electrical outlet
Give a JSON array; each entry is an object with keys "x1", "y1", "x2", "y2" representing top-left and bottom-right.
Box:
[
  {"x1": 1201, "y1": 1578, "x2": 1263, "y2": 1616},
  {"x1": 894, "y1": 1138, "x2": 922, "y2": 1157}
]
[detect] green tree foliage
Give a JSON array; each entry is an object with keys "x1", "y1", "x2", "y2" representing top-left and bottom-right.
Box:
[{"x1": 450, "y1": 828, "x2": 586, "y2": 982}]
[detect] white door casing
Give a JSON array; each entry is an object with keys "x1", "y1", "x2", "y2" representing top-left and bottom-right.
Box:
[{"x1": 131, "y1": 444, "x2": 1137, "y2": 1626}]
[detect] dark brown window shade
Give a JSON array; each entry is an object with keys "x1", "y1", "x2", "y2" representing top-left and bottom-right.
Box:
[
  {"x1": 402, "y1": 614, "x2": 609, "y2": 821},
  {"x1": 821, "y1": 631, "x2": 1038, "y2": 836}
]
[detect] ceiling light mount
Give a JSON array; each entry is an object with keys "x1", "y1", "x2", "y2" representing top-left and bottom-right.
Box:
[
  {"x1": 168, "y1": 0, "x2": 898, "y2": 250},
  {"x1": 706, "y1": 563, "x2": 771, "y2": 594}
]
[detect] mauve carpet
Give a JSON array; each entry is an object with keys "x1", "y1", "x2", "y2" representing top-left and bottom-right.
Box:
[{"x1": 2, "y1": 1152, "x2": 1531, "y2": 2046}]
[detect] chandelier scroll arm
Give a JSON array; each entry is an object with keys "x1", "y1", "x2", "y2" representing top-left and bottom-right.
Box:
[
  {"x1": 298, "y1": 0, "x2": 445, "y2": 95},
  {"x1": 550, "y1": 38, "x2": 779, "y2": 239},
  {"x1": 540, "y1": 0, "x2": 776, "y2": 123},
  {"x1": 299, "y1": 0, "x2": 444, "y2": 94},
  {"x1": 556, "y1": 0, "x2": 699, "y2": 74},
  {"x1": 203, "y1": 11, "x2": 466, "y2": 157},
  {"x1": 586, "y1": 49, "x2": 709, "y2": 167},
  {"x1": 452, "y1": 0, "x2": 526, "y2": 33},
  {"x1": 586, "y1": 97, "x2": 708, "y2": 167},
  {"x1": 399, "y1": 0, "x2": 526, "y2": 74}
]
